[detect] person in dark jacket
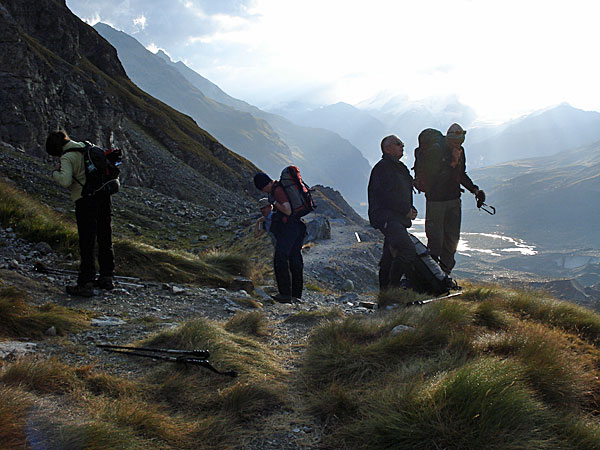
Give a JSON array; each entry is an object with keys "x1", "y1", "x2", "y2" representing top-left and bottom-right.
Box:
[
  {"x1": 423, "y1": 123, "x2": 485, "y2": 274},
  {"x1": 45, "y1": 130, "x2": 115, "y2": 297},
  {"x1": 254, "y1": 172, "x2": 306, "y2": 303},
  {"x1": 368, "y1": 135, "x2": 417, "y2": 290}
]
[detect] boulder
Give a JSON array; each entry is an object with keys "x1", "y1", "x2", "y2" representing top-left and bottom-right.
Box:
[{"x1": 305, "y1": 216, "x2": 331, "y2": 243}]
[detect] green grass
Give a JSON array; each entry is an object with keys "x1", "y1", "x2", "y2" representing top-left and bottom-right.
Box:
[
  {"x1": 300, "y1": 284, "x2": 600, "y2": 449},
  {"x1": 0, "y1": 314, "x2": 289, "y2": 449},
  {"x1": 224, "y1": 311, "x2": 269, "y2": 336},
  {"x1": 0, "y1": 178, "x2": 251, "y2": 286},
  {"x1": 0, "y1": 179, "x2": 78, "y2": 253},
  {"x1": 0, "y1": 286, "x2": 90, "y2": 338}
]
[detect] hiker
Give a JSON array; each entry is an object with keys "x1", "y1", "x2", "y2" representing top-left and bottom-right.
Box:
[
  {"x1": 45, "y1": 130, "x2": 115, "y2": 296},
  {"x1": 423, "y1": 123, "x2": 485, "y2": 275},
  {"x1": 368, "y1": 135, "x2": 417, "y2": 290},
  {"x1": 253, "y1": 197, "x2": 276, "y2": 245},
  {"x1": 253, "y1": 173, "x2": 306, "y2": 302}
]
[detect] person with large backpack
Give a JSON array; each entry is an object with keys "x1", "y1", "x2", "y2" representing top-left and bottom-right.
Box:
[
  {"x1": 46, "y1": 130, "x2": 120, "y2": 296},
  {"x1": 368, "y1": 135, "x2": 417, "y2": 291},
  {"x1": 253, "y1": 168, "x2": 312, "y2": 303},
  {"x1": 414, "y1": 123, "x2": 485, "y2": 275}
]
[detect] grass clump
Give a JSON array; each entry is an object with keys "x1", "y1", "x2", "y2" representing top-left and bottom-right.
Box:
[
  {"x1": 0, "y1": 386, "x2": 35, "y2": 449},
  {"x1": 377, "y1": 286, "x2": 429, "y2": 308},
  {"x1": 114, "y1": 240, "x2": 249, "y2": 286},
  {"x1": 0, "y1": 314, "x2": 289, "y2": 449},
  {"x1": 225, "y1": 311, "x2": 269, "y2": 336},
  {"x1": 0, "y1": 179, "x2": 78, "y2": 253},
  {"x1": 1, "y1": 358, "x2": 82, "y2": 394},
  {"x1": 301, "y1": 283, "x2": 600, "y2": 449},
  {"x1": 0, "y1": 179, "x2": 252, "y2": 286},
  {"x1": 345, "y1": 358, "x2": 552, "y2": 450},
  {"x1": 0, "y1": 286, "x2": 89, "y2": 338}
]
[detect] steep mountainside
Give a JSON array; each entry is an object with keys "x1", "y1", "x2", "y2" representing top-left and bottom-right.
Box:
[
  {"x1": 0, "y1": 0, "x2": 258, "y2": 211},
  {"x1": 109, "y1": 29, "x2": 371, "y2": 210},
  {"x1": 463, "y1": 140, "x2": 600, "y2": 248},
  {"x1": 93, "y1": 23, "x2": 293, "y2": 177}
]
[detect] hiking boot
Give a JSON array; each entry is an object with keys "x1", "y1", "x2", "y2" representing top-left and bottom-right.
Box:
[
  {"x1": 94, "y1": 276, "x2": 114, "y2": 290},
  {"x1": 66, "y1": 282, "x2": 94, "y2": 297},
  {"x1": 271, "y1": 294, "x2": 292, "y2": 303}
]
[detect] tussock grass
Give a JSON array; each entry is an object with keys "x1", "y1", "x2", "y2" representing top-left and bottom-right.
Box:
[
  {"x1": 343, "y1": 358, "x2": 552, "y2": 450},
  {"x1": 0, "y1": 385, "x2": 35, "y2": 449},
  {"x1": 0, "y1": 286, "x2": 89, "y2": 337},
  {"x1": 301, "y1": 284, "x2": 600, "y2": 449},
  {"x1": 30, "y1": 421, "x2": 147, "y2": 450},
  {"x1": 114, "y1": 240, "x2": 246, "y2": 285},
  {"x1": 0, "y1": 179, "x2": 78, "y2": 253},
  {"x1": 225, "y1": 311, "x2": 269, "y2": 336},
  {"x1": 377, "y1": 286, "x2": 429, "y2": 308},
  {"x1": 1, "y1": 357, "x2": 82, "y2": 394},
  {"x1": 0, "y1": 179, "x2": 251, "y2": 286},
  {"x1": 0, "y1": 314, "x2": 289, "y2": 449},
  {"x1": 506, "y1": 291, "x2": 600, "y2": 343}
]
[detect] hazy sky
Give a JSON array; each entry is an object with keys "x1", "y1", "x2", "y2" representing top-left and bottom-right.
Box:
[{"x1": 66, "y1": 0, "x2": 599, "y2": 122}]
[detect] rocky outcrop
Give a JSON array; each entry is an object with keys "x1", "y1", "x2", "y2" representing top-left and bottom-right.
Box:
[
  {"x1": 311, "y1": 185, "x2": 367, "y2": 225},
  {"x1": 0, "y1": 0, "x2": 259, "y2": 211}
]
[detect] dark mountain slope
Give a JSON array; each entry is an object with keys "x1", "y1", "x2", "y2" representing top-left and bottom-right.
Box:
[{"x1": 0, "y1": 0, "x2": 258, "y2": 210}]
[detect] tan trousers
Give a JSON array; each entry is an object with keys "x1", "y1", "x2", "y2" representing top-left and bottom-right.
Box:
[{"x1": 425, "y1": 198, "x2": 461, "y2": 274}]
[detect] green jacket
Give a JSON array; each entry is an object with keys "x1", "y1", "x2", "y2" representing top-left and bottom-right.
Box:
[{"x1": 52, "y1": 140, "x2": 86, "y2": 202}]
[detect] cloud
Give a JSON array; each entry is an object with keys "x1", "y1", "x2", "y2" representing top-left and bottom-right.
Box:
[
  {"x1": 132, "y1": 15, "x2": 146, "y2": 31},
  {"x1": 65, "y1": 0, "x2": 600, "y2": 121}
]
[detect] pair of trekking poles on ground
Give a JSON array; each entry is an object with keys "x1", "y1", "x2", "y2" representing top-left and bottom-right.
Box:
[{"x1": 97, "y1": 344, "x2": 238, "y2": 377}]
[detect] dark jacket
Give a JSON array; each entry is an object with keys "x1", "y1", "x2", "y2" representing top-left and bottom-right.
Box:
[
  {"x1": 424, "y1": 141, "x2": 478, "y2": 201},
  {"x1": 368, "y1": 154, "x2": 414, "y2": 229}
]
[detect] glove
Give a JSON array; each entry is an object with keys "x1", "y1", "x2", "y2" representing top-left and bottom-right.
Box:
[{"x1": 475, "y1": 189, "x2": 486, "y2": 208}]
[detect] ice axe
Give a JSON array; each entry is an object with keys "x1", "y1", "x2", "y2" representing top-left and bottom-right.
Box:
[{"x1": 479, "y1": 202, "x2": 496, "y2": 215}]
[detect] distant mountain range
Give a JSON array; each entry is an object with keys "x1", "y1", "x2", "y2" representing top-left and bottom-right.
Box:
[
  {"x1": 466, "y1": 104, "x2": 600, "y2": 167},
  {"x1": 95, "y1": 23, "x2": 371, "y2": 210},
  {"x1": 463, "y1": 140, "x2": 600, "y2": 248}
]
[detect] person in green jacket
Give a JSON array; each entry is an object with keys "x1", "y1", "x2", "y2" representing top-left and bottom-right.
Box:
[{"x1": 45, "y1": 130, "x2": 115, "y2": 296}]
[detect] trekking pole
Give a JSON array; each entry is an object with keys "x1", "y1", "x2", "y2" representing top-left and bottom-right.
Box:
[
  {"x1": 405, "y1": 291, "x2": 463, "y2": 307},
  {"x1": 96, "y1": 344, "x2": 209, "y2": 358},
  {"x1": 33, "y1": 262, "x2": 141, "y2": 282},
  {"x1": 478, "y1": 202, "x2": 496, "y2": 215},
  {"x1": 96, "y1": 345, "x2": 237, "y2": 377}
]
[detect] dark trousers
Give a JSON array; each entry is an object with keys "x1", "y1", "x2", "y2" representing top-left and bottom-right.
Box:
[
  {"x1": 273, "y1": 219, "x2": 306, "y2": 298},
  {"x1": 425, "y1": 198, "x2": 461, "y2": 274},
  {"x1": 379, "y1": 220, "x2": 416, "y2": 290},
  {"x1": 75, "y1": 194, "x2": 114, "y2": 285}
]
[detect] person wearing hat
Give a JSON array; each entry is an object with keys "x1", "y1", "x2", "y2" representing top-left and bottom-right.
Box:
[
  {"x1": 423, "y1": 123, "x2": 485, "y2": 275},
  {"x1": 368, "y1": 135, "x2": 417, "y2": 290},
  {"x1": 253, "y1": 173, "x2": 306, "y2": 303},
  {"x1": 254, "y1": 197, "x2": 276, "y2": 245}
]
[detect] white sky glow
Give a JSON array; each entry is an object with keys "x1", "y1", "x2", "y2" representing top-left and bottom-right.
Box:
[{"x1": 66, "y1": 0, "x2": 600, "y2": 122}]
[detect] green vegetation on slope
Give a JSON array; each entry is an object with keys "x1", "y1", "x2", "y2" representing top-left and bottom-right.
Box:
[
  {"x1": 301, "y1": 283, "x2": 600, "y2": 449},
  {"x1": 0, "y1": 315, "x2": 287, "y2": 450},
  {"x1": 0, "y1": 178, "x2": 250, "y2": 286}
]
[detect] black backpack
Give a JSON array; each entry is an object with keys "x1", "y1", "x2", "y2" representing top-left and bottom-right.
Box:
[
  {"x1": 277, "y1": 165, "x2": 316, "y2": 218},
  {"x1": 406, "y1": 233, "x2": 457, "y2": 296},
  {"x1": 69, "y1": 142, "x2": 122, "y2": 197},
  {"x1": 413, "y1": 129, "x2": 444, "y2": 193}
]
